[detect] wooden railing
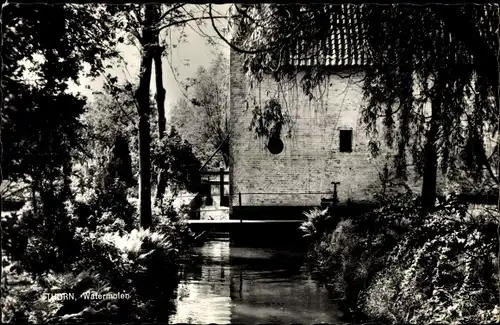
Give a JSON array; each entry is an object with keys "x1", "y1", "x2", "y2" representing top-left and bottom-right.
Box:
[{"x1": 200, "y1": 167, "x2": 230, "y2": 207}]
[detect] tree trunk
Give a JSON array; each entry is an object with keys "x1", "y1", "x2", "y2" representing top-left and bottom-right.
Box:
[
  {"x1": 421, "y1": 96, "x2": 441, "y2": 215},
  {"x1": 153, "y1": 32, "x2": 168, "y2": 203},
  {"x1": 136, "y1": 5, "x2": 156, "y2": 229},
  {"x1": 154, "y1": 50, "x2": 166, "y2": 139}
]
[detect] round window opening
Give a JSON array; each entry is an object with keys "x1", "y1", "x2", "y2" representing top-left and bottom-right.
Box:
[{"x1": 267, "y1": 137, "x2": 284, "y2": 154}]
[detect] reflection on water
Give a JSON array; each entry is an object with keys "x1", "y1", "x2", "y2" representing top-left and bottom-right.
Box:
[{"x1": 169, "y1": 236, "x2": 342, "y2": 324}]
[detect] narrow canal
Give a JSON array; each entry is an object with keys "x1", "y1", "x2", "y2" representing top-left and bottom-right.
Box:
[{"x1": 168, "y1": 234, "x2": 343, "y2": 324}]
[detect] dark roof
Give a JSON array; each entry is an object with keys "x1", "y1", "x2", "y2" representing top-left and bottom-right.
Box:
[
  {"x1": 229, "y1": 4, "x2": 367, "y2": 68},
  {"x1": 232, "y1": 4, "x2": 497, "y2": 69},
  {"x1": 289, "y1": 4, "x2": 367, "y2": 67},
  {"x1": 289, "y1": 3, "x2": 499, "y2": 68}
]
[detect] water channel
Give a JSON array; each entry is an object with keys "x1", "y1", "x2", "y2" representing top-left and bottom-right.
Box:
[{"x1": 168, "y1": 234, "x2": 343, "y2": 324}]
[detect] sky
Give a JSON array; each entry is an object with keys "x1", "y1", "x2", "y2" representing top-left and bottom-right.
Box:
[{"x1": 69, "y1": 4, "x2": 231, "y2": 121}]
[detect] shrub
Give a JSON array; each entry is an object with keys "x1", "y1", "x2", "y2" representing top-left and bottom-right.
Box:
[
  {"x1": 1, "y1": 210, "x2": 30, "y2": 262},
  {"x1": 309, "y1": 192, "x2": 419, "y2": 299},
  {"x1": 311, "y1": 217, "x2": 389, "y2": 316},
  {"x1": 71, "y1": 146, "x2": 136, "y2": 233},
  {"x1": 361, "y1": 202, "x2": 500, "y2": 324},
  {"x1": 2, "y1": 173, "x2": 190, "y2": 323},
  {"x1": 309, "y1": 190, "x2": 500, "y2": 323},
  {"x1": 1, "y1": 256, "x2": 37, "y2": 323},
  {"x1": 299, "y1": 207, "x2": 331, "y2": 242},
  {"x1": 3, "y1": 226, "x2": 183, "y2": 323},
  {"x1": 152, "y1": 197, "x2": 193, "y2": 249},
  {"x1": 6, "y1": 193, "x2": 81, "y2": 275},
  {"x1": 151, "y1": 127, "x2": 202, "y2": 195}
]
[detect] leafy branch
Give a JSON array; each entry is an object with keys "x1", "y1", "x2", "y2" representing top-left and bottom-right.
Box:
[{"x1": 249, "y1": 98, "x2": 292, "y2": 140}]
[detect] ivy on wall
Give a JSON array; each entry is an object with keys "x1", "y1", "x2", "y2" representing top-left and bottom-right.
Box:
[{"x1": 249, "y1": 98, "x2": 292, "y2": 140}]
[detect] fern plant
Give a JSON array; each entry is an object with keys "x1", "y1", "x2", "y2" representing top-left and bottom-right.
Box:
[{"x1": 300, "y1": 207, "x2": 331, "y2": 240}]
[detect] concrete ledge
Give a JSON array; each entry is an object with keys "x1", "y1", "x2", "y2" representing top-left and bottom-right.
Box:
[
  {"x1": 230, "y1": 206, "x2": 315, "y2": 220},
  {"x1": 187, "y1": 219, "x2": 303, "y2": 224},
  {"x1": 230, "y1": 202, "x2": 380, "y2": 220}
]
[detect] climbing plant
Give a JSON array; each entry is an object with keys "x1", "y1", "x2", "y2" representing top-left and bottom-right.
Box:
[{"x1": 249, "y1": 98, "x2": 292, "y2": 140}]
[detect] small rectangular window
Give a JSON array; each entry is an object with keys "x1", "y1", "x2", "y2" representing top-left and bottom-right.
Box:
[{"x1": 339, "y1": 130, "x2": 353, "y2": 153}]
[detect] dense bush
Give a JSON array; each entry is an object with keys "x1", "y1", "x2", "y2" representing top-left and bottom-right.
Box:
[
  {"x1": 2, "y1": 189, "x2": 82, "y2": 275},
  {"x1": 305, "y1": 193, "x2": 500, "y2": 323},
  {"x1": 70, "y1": 136, "x2": 136, "y2": 233},
  {"x1": 2, "y1": 255, "x2": 37, "y2": 323},
  {"x1": 152, "y1": 199, "x2": 193, "y2": 250},
  {"x1": 2, "y1": 206, "x2": 32, "y2": 262},
  {"x1": 361, "y1": 202, "x2": 499, "y2": 323},
  {"x1": 2, "y1": 180, "x2": 192, "y2": 323},
  {"x1": 150, "y1": 127, "x2": 202, "y2": 195},
  {"x1": 305, "y1": 192, "x2": 416, "y2": 306},
  {"x1": 2, "y1": 225, "x2": 186, "y2": 323}
]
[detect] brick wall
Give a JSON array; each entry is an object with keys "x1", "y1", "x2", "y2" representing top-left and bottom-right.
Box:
[{"x1": 229, "y1": 50, "x2": 443, "y2": 209}]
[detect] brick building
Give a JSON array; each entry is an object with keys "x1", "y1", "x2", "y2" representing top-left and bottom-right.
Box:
[{"x1": 228, "y1": 5, "x2": 441, "y2": 219}]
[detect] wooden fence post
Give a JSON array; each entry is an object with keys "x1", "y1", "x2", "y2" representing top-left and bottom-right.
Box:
[{"x1": 332, "y1": 182, "x2": 340, "y2": 207}]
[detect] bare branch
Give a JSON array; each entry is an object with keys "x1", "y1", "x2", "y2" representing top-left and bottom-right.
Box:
[
  {"x1": 199, "y1": 133, "x2": 230, "y2": 172},
  {"x1": 157, "y1": 3, "x2": 186, "y2": 23},
  {"x1": 164, "y1": 53, "x2": 190, "y2": 103},
  {"x1": 101, "y1": 74, "x2": 138, "y2": 126},
  {"x1": 155, "y1": 14, "x2": 228, "y2": 33},
  {"x1": 180, "y1": 6, "x2": 227, "y2": 46},
  {"x1": 208, "y1": 4, "x2": 277, "y2": 55}
]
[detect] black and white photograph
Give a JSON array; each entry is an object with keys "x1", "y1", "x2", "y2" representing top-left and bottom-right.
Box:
[{"x1": 1, "y1": 2, "x2": 499, "y2": 324}]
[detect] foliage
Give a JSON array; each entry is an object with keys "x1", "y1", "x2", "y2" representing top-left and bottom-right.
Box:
[
  {"x1": 2, "y1": 4, "x2": 205, "y2": 322},
  {"x1": 2, "y1": 208, "x2": 29, "y2": 263},
  {"x1": 2, "y1": 228, "x2": 182, "y2": 323},
  {"x1": 151, "y1": 127, "x2": 202, "y2": 195},
  {"x1": 69, "y1": 144, "x2": 136, "y2": 233},
  {"x1": 171, "y1": 52, "x2": 231, "y2": 168},
  {"x1": 77, "y1": 83, "x2": 161, "y2": 197},
  {"x1": 79, "y1": 86, "x2": 138, "y2": 154},
  {"x1": 2, "y1": 92, "x2": 86, "y2": 185},
  {"x1": 359, "y1": 5, "x2": 498, "y2": 188},
  {"x1": 309, "y1": 195, "x2": 414, "y2": 318},
  {"x1": 78, "y1": 83, "x2": 200, "y2": 224},
  {"x1": 152, "y1": 199, "x2": 193, "y2": 249},
  {"x1": 309, "y1": 192, "x2": 500, "y2": 323},
  {"x1": 2, "y1": 3, "x2": 122, "y2": 184},
  {"x1": 249, "y1": 98, "x2": 292, "y2": 141},
  {"x1": 1, "y1": 169, "x2": 191, "y2": 273},
  {"x1": 2, "y1": 188, "x2": 83, "y2": 275},
  {"x1": 374, "y1": 161, "x2": 414, "y2": 203},
  {"x1": 299, "y1": 207, "x2": 331, "y2": 241},
  {"x1": 78, "y1": 4, "x2": 230, "y2": 228},
  {"x1": 2, "y1": 198, "x2": 191, "y2": 323},
  {"x1": 361, "y1": 201, "x2": 499, "y2": 323},
  {"x1": 1, "y1": 257, "x2": 38, "y2": 324},
  {"x1": 100, "y1": 134, "x2": 136, "y2": 228}
]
